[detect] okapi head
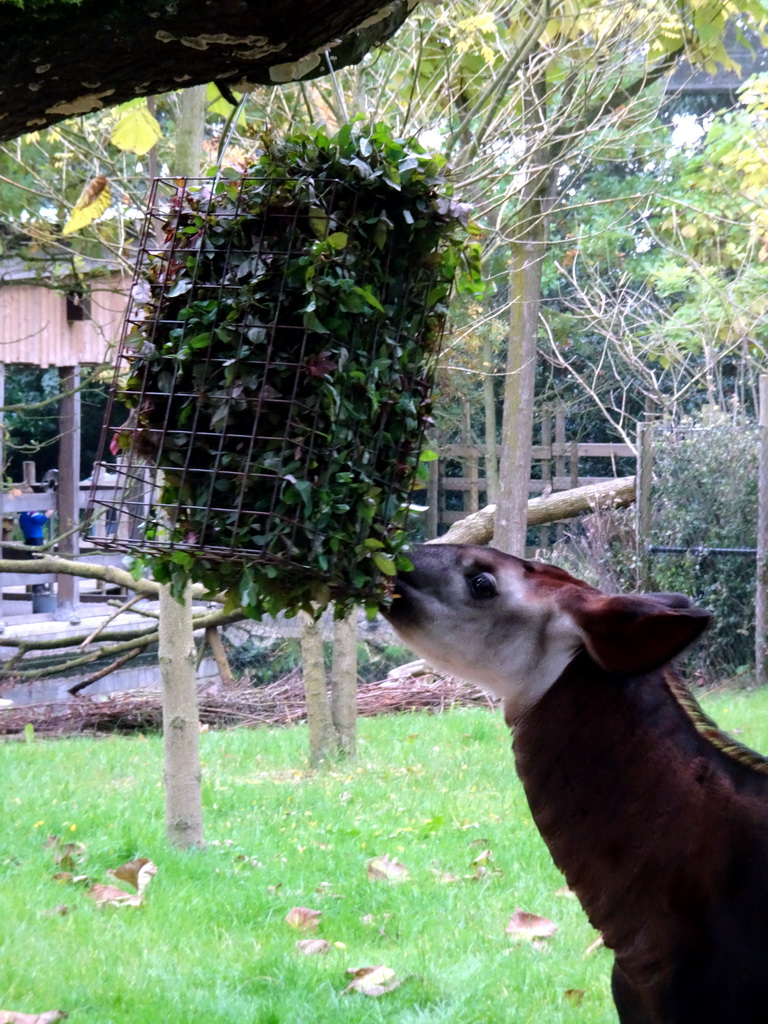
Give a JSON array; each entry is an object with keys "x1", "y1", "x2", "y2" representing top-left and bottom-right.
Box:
[{"x1": 383, "y1": 543, "x2": 710, "y2": 718}]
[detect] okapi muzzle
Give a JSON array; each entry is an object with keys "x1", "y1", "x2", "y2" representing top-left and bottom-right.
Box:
[{"x1": 383, "y1": 543, "x2": 768, "y2": 1024}]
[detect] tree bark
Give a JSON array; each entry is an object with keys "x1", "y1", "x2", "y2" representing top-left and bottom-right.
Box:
[
  {"x1": 331, "y1": 610, "x2": 358, "y2": 758},
  {"x1": 433, "y1": 477, "x2": 636, "y2": 547},
  {"x1": 159, "y1": 584, "x2": 204, "y2": 848},
  {"x1": 300, "y1": 612, "x2": 336, "y2": 767},
  {"x1": 204, "y1": 626, "x2": 234, "y2": 688},
  {"x1": 0, "y1": 0, "x2": 413, "y2": 141},
  {"x1": 175, "y1": 85, "x2": 207, "y2": 176},
  {"x1": 156, "y1": 84, "x2": 208, "y2": 848},
  {"x1": 493, "y1": 61, "x2": 552, "y2": 555}
]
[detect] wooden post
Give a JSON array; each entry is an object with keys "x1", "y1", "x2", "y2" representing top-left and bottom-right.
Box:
[
  {"x1": 0, "y1": 362, "x2": 5, "y2": 632},
  {"x1": 636, "y1": 420, "x2": 654, "y2": 592},
  {"x1": 426, "y1": 456, "x2": 439, "y2": 540},
  {"x1": 539, "y1": 407, "x2": 551, "y2": 549},
  {"x1": 56, "y1": 364, "x2": 81, "y2": 622},
  {"x1": 756, "y1": 375, "x2": 768, "y2": 685},
  {"x1": 554, "y1": 406, "x2": 566, "y2": 542},
  {"x1": 462, "y1": 400, "x2": 479, "y2": 515},
  {"x1": 570, "y1": 440, "x2": 579, "y2": 488},
  {"x1": 482, "y1": 335, "x2": 498, "y2": 504}
]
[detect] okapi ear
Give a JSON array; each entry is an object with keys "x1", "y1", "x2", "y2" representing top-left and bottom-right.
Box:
[{"x1": 562, "y1": 589, "x2": 712, "y2": 676}]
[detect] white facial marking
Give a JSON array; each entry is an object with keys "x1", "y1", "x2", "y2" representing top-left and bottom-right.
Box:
[{"x1": 387, "y1": 547, "x2": 584, "y2": 715}]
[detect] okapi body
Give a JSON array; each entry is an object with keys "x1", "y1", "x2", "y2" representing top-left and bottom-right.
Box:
[{"x1": 383, "y1": 543, "x2": 768, "y2": 1024}]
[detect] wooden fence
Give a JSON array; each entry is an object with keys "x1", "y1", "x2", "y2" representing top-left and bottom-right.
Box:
[
  {"x1": 423, "y1": 417, "x2": 635, "y2": 540},
  {"x1": 0, "y1": 462, "x2": 125, "y2": 626}
]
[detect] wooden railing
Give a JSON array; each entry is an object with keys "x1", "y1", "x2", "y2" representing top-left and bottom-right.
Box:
[
  {"x1": 0, "y1": 470, "x2": 125, "y2": 624},
  {"x1": 422, "y1": 438, "x2": 635, "y2": 539}
]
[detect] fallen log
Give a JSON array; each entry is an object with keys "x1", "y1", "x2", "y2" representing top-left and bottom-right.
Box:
[{"x1": 431, "y1": 476, "x2": 636, "y2": 547}]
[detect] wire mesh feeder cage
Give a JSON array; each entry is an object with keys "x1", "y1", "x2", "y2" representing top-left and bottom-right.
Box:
[{"x1": 87, "y1": 127, "x2": 481, "y2": 618}]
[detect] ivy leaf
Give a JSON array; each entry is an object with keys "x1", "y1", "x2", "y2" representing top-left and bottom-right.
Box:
[{"x1": 373, "y1": 553, "x2": 397, "y2": 575}]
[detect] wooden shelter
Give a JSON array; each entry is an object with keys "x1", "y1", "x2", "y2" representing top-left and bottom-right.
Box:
[{"x1": 0, "y1": 257, "x2": 129, "y2": 626}]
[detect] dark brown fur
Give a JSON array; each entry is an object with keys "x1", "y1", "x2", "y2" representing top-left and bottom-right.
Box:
[
  {"x1": 509, "y1": 657, "x2": 768, "y2": 1024},
  {"x1": 384, "y1": 545, "x2": 768, "y2": 1024}
]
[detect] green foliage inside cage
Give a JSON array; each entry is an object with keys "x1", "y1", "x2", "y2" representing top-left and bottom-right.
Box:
[{"x1": 116, "y1": 119, "x2": 484, "y2": 618}]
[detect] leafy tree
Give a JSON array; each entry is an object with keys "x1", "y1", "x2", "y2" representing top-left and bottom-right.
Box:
[{"x1": 540, "y1": 75, "x2": 768, "y2": 440}]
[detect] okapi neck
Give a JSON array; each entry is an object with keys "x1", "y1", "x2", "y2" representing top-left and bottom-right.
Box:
[{"x1": 509, "y1": 653, "x2": 760, "y2": 964}]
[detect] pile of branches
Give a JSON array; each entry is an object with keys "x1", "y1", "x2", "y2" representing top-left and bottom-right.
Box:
[{"x1": 0, "y1": 666, "x2": 496, "y2": 737}]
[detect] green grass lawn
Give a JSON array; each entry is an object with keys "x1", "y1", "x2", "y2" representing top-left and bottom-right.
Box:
[{"x1": 3, "y1": 687, "x2": 768, "y2": 1024}]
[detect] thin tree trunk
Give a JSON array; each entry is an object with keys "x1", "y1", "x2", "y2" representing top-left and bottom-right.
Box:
[
  {"x1": 493, "y1": 62, "x2": 551, "y2": 556},
  {"x1": 157, "y1": 82, "x2": 209, "y2": 847},
  {"x1": 483, "y1": 335, "x2": 499, "y2": 504},
  {"x1": 300, "y1": 613, "x2": 336, "y2": 767},
  {"x1": 204, "y1": 625, "x2": 234, "y2": 688},
  {"x1": 330, "y1": 610, "x2": 358, "y2": 758},
  {"x1": 160, "y1": 583, "x2": 204, "y2": 848},
  {"x1": 175, "y1": 85, "x2": 207, "y2": 176}
]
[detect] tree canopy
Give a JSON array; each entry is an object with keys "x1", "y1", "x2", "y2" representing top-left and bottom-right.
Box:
[{"x1": 0, "y1": 0, "x2": 414, "y2": 141}]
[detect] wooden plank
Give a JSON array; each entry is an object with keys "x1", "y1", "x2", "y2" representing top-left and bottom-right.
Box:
[
  {"x1": 439, "y1": 475, "x2": 620, "y2": 493},
  {"x1": 462, "y1": 401, "x2": 479, "y2": 515},
  {"x1": 636, "y1": 421, "x2": 654, "y2": 591},
  {"x1": 441, "y1": 442, "x2": 634, "y2": 459},
  {"x1": 0, "y1": 362, "x2": 4, "y2": 629},
  {"x1": 540, "y1": 408, "x2": 552, "y2": 549},
  {"x1": 426, "y1": 458, "x2": 439, "y2": 540},
  {"x1": 56, "y1": 364, "x2": 81, "y2": 619},
  {"x1": 0, "y1": 572, "x2": 57, "y2": 587}
]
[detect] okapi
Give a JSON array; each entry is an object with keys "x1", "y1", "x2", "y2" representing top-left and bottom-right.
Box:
[{"x1": 383, "y1": 543, "x2": 768, "y2": 1024}]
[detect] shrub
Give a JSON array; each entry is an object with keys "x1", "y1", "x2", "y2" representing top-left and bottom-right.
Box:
[{"x1": 648, "y1": 410, "x2": 758, "y2": 680}]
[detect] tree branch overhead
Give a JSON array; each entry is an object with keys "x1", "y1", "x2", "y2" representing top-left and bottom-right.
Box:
[{"x1": 0, "y1": 0, "x2": 415, "y2": 141}]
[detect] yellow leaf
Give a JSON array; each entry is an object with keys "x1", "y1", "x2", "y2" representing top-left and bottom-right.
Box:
[
  {"x1": 681, "y1": 223, "x2": 697, "y2": 238},
  {"x1": 110, "y1": 106, "x2": 162, "y2": 156},
  {"x1": 61, "y1": 175, "x2": 110, "y2": 236}
]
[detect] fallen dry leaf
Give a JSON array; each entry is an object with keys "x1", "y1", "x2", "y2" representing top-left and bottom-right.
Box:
[
  {"x1": 344, "y1": 965, "x2": 404, "y2": 997},
  {"x1": 583, "y1": 934, "x2": 605, "y2": 958},
  {"x1": 296, "y1": 939, "x2": 331, "y2": 955},
  {"x1": 367, "y1": 855, "x2": 409, "y2": 883},
  {"x1": 555, "y1": 886, "x2": 576, "y2": 899},
  {"x1": 0, "y1": 1012, "x2": 67, "y2": 1023},
  {"x1": 564, "y1": 988, "x2": 586, "y2": 1005},
  {"x1": 505, "y1": 909, "x2": 558, "y2": 940},
  {"x1": 285, "y1": 906, "x2": 322, "y2": 931},
  {"x1": 88, "y1": 883, "x2": 143, "y2": 908},
  {"x1": 106, "y1": 858, "x2": 155, "y2": 894}
]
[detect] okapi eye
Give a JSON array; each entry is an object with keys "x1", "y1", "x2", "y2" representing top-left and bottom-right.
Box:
[{"x1": 469, "y1": 572, "x2": 497, "y2": 599}]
